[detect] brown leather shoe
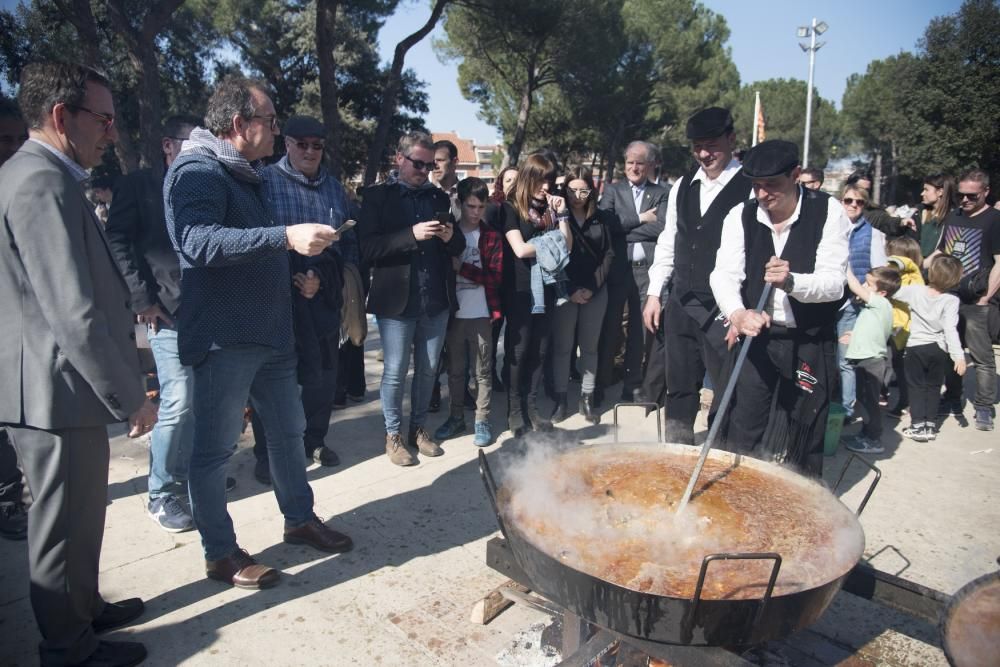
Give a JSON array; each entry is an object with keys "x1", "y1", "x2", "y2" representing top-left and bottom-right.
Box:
[
  {"x1": 386, "y1": 432, "x2": 418, "y2": 466},
  {"x1": 284, "y1": 517, "x2": 353, "y2": 553},
  {"x1": 408, "y1": 426, "x2": 443, "y2": 457},
  {"x1": 206, "y1": 548, "x2": 279, "y2": 589}
]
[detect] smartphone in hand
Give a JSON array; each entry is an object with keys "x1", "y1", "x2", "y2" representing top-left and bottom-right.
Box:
[{"x1": 435, "y1": 212, "x2": 450, "y2": 225}]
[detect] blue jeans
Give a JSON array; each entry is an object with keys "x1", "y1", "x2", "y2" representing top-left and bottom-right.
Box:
[
  {"x1": 189, "y1": 342, "x2": 314, "y2": 561},
  {"x1": 147, "y1": 326, "x2": 194, "y2": 499},
  {"x1": 836, "y1": 301, "x2": 861, "y2": 416},
  {"x1": 378, "y1": 310, "x2": 449, "y2": 434}
]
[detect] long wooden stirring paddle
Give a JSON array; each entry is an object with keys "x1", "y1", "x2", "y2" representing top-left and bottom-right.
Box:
[{"x1": 675, "y1": 283, "x2": 773, "y2": 515}]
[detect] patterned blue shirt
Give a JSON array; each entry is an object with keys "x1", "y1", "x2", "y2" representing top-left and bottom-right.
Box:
[{"x1": 164, "y1": 150, "x2": 291, "y2": 365}]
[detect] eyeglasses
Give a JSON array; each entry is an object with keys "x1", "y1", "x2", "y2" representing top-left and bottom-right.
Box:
[
  {"x1": 568, "y1": 188, "x2": 592, "y2": 198},
  {"x1": 293, "y1": 140, "x2": 325, "y2": 152},
  {"x1": 402, "y1": 154, "x2": 433, "y2": 171},
  {"x1": 957, "y1": 191, "x2": 983, "y2": 200},
  {"x1": 842, "y1": 197, "x2": 866, "y2": 206},
  {"x1": 66, "y1": 104, "x2": 115, "y2": 131},
  {"x1": 251, "y1": 114, "x2": 279, "y2": 130}
]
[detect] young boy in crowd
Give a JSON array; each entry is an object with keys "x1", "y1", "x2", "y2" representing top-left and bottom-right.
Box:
[
  {"x1": 893, "y1": 255, "x2": 967, "y2": 442},
  {"x1": 843, "y1": 266, "x2": 902, "y2": 454},
  {"x1": 433, "y1": 177, "x2": 503, "y2": 446}
]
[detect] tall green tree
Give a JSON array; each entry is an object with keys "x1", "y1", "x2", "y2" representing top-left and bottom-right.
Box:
[
  {"x1": 841, "y1": 55, "x2": 926, "y2": 202},
  {"x1": 215, "y1": 0, "x2": 429, "y2": 180},
  {"x1": 841, "y1": 0, "x2": 1000, "y2": 198},
  {"x1": 104, "y1": 0, "x2": 187, "y2": 172},
  {"x1": 913, "y1": 0, "x2": 1000, "y2": 176},
  {"x1": 362, "y1": 0, "x2": 449, "y2": 185},
  {"x1": 1, "y1": 1, "x2": 214, "y2": 171},
  {"x1": 439, "y1": 0, "x2": 597, "y2": 168},
  {"x1": 729, "y1": 79, "x2": 840, "y2": 169},
  {"x1": 590, "y1": 0, "x2": 739, "y2": 178}
]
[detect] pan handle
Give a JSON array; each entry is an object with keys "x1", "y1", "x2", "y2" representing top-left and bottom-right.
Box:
[
  {"x1": 683, "y1": 552, "x2": 783, "y2": 645},
  {"x1": 612, "y1": 402, "x2": 662, "y2": 443},
  {"x1": 833, "y1": 452, "x2": 882, "y2": 516},
  {"x1": 478, "y1": 449, "x2": 508, "y2": 539}
]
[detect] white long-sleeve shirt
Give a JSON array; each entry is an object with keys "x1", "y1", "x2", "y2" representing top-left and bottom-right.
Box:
[
  {"x1": 709, "y1": 189, "x2": 851, "y2": 327},
  {"x1": 646, "y1": 159, "x2": 745, "y2": 297},
  {"x1": 893, "y1": 285, "x2": 964, "y2": 360}
]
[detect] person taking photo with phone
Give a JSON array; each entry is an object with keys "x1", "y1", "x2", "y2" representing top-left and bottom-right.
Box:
[{"x1": 359, "y1": 131, "x2": 466, "y2": 466}]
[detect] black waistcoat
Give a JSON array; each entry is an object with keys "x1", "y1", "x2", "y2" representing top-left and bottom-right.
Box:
[
  {"x1": 672, "y1": 167, "x2": 752, "y2": 300},
  {"x1": 740, "y1": 189, "x2": 843, "y2": 336}
]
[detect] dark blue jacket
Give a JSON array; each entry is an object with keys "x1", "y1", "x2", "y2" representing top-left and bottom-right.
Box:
[{"x1": 164, "y1": 152, "x2": 291, "y2": 366}]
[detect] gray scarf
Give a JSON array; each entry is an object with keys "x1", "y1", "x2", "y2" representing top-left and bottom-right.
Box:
[{"x1": 180, "y1": 127, "x2": 263, "y2": 184}]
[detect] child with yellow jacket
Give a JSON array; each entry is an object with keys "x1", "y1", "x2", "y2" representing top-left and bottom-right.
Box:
[{"x1": 885, "y1": 237, "x2": 925, "y2": 418}]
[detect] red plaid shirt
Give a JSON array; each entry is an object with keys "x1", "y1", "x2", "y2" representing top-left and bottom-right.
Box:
[{"x1": 457, "y1": 222, "x2": 503, "y2": 321}]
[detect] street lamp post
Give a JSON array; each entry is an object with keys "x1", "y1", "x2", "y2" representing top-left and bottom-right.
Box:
[{"x1": 798, "y1": 18, "x2": 827, "y2": 169}]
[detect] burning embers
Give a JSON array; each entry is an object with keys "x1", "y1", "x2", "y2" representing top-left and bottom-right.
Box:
[{"x1": 497, "y1": 443, "x2": 864, "y2": 600}]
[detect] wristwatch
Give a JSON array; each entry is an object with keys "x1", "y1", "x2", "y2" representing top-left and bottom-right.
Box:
[{"x1": 781, "y1": 273, "x2": 795, "y2": 293}]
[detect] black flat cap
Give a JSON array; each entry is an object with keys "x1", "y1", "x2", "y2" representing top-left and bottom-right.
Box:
[
  {"x1": 741, "y1": 140, "x2": 799, "y2": 178},
  {"x1": 283, "y1": 115, "x2": 327, "y2": 138},
  {"x1": 686, "y1": 107, "x2": 734, "y2": 140}
]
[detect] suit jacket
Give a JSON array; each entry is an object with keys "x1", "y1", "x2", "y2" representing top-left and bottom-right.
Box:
[
  {"x1": 105, "y1": 167, "x2": 182, "y2": 316},
  {"x1": 359, "y1": 182, "x2": 465, "y2": 317},
  {"x1": 0, "y1": 141, "x2": 144, "y2": 429},
  {"x1": 599, "y1": 179, "x2": 669, "y2": 261}
]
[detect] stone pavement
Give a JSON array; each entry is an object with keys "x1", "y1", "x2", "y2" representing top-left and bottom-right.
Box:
[{"x1": 1, "y1": 339, "x2": 997, "y2": 666}]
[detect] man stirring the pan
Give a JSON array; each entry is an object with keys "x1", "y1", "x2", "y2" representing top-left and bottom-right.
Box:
[{"x1": 709, "y1": 140, "x2": 850, "y2": 475}]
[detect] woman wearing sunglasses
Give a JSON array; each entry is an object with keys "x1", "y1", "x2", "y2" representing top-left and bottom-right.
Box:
[
  {"x1": 500, "y1": 154, "x2": 571, "y2": 436},
  {"x1": 837, "y1": 184, "x2": 888, "y2": 423},
  {"x1": 548, "y1": 166, "x2": 614, "y2": 424}
]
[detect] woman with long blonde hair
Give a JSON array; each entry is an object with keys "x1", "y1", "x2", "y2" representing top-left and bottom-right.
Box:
[{"x1": 499, "y1": 154, "x2": 571, "y2": 436}]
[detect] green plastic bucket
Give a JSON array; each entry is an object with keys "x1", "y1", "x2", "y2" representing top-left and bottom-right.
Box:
[{"x1": 824, "y1": 403, "x2": 848, "y2": 457}]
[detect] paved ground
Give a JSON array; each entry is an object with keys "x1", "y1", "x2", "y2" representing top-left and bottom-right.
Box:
[{"x1": 1, "y1": 335, "x2": 998, "y2": 666}]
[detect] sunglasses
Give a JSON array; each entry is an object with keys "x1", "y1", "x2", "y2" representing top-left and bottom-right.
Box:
[
  {"x1": 957, "y1": 191, "x2": 983, "y2": 200},
  {"x1": 67, "y1": 104, "x2": 115, "y2": 131},
  {"x1": 842, "y1": 197, "x2": 866, "y2": 206},
  {"x1": 293, "y1": 140, "x2": 325, "y2": 152},
  {"x1": 402, "y1": 154, "x2": 433, "y2": 171},
  {"x1": 251, "y1": 114, "x2": 279, "y2": 130}
]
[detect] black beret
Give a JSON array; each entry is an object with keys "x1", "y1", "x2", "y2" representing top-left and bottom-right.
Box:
[
  {"x1": 741, "y1": 140, "x2": 799, "y2": 178},
  {"x1": 283, "y1": 115, "x2": 327, "y2": 139},
  {"x1": 685, "y1": 107, "x2": 734, "y2": 140}
]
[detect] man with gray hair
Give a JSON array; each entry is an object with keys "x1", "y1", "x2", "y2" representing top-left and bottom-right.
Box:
[
  {"x1": 598, "y1": 140, "x2": 668, "y2": 404},
  {"x1": 165, "y1": 76, "x2": 353, "y2": 591},
  {"x1": 359, "y1": 131, "x2": 465, "y2": 466}
]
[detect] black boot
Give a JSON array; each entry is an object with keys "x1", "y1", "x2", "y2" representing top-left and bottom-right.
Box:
[
  {"x1": 508, "y1": 396, "x2": 529, "y2": 438},
  {"x1": 579, "y1": 393, "x2": 600, "y2": 425},
  {"x1": 527, "y1": 401, "x2": 553, "y2": 432},
  {"x1": 550, "y1": 393, "x2": 569, "y2": 423}
]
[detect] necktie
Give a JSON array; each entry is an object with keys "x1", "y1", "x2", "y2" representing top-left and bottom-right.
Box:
[{"x1": 633, "y1": 186, "x2": 643, "y2": 214}]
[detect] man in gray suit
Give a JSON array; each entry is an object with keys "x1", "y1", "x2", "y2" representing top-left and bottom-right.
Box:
[
  {"x1": 597, "y1": 141, "x2": 669, "y2": 403},
  {"x1": 0, "y1": 62, "x2": 156, "y2": 667}
]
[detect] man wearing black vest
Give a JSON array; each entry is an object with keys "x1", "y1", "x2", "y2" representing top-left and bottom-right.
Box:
[
  {"x1": 643, "y1": 107, "x2": 751, "y2": 444},
  {"x1": 709, "y1": 140, "x2": 850, "y2": 475}
]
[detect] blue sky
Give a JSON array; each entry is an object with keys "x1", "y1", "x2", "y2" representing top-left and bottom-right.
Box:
[
  {"x1": 1, "y1": 0, "x2": 965, "y2": 144},
  {"x1": 380, "y1": 0, "x2": 966, "y2": 143}
]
